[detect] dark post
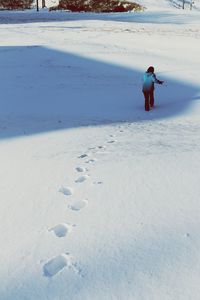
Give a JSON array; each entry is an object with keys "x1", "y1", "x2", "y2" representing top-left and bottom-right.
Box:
[
  {"x1": 42, "y1": 0, "x2": 46, "y2": 8},
  {"x1": 182, "y1": 0, "x2": 185, "y2": 9},
  {"x1": 36, "y1": 0, "x2": 39, "y2": 11}
]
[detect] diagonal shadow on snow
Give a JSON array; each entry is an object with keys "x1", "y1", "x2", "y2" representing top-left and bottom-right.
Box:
[
  {"x1": 0, "y1": 10, "x2": 199, "y2": 25},
  {"x1": 0, "y1": 45, "x2": 199, "y2": 140}
]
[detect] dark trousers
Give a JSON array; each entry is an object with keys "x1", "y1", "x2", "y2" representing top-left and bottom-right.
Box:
[{"x1": 143, "y1": 90, "x2": 154, "y2": 111}]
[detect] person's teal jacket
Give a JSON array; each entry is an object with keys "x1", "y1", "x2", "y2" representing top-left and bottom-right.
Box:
[{"x1": 142, "y1": 72, "x2": 163, "y2": 92}]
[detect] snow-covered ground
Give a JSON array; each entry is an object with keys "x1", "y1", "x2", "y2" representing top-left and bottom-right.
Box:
[
  {"x1": 0, "y1": 1, "x2": 200, "y2": 299},
  {"x1": 136, "y1": 0, "x2": 200, "y2": 11}
]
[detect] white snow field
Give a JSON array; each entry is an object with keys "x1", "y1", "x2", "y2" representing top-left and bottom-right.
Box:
[{"x1": 0, "y1": 0, "x2": 200, "y2": 299}]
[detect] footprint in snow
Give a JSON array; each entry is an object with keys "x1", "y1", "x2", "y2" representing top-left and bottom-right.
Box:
[
  {"x1": 88, "y1": 147, "x2": 96, "y2": 150},
  {"x1": 49, "y1": 223, "x2": 75, "y2": 238},
  {"x1": 76, "y1": 166, "x2": 87, "y2": 173},
  {"x1": 85, "y1": 158, "x2": 97, "y2": 164},
  {"x1": 68, "y1": 199, "x2": 88, "y2": 211},
  {"x1": 75, "y1": 175, "x2": 89, "y2": 183},
  {"x1": 88, "y1": 146, "x2": 106, "y2": 151},
  {"x1": 78, "y1": 154, "x2": 88, "y2": 159},
  {"x1": 107, "y1": 140, "x2": 117, "y2": 144},
  {"x1": 93, "y1": 181, "x2": 103, "y2": 185},
  {"x1": 59, "y1": 186, "x2": 73, "y2": 196},
  {"x1": 43, "y1": 253, "x2": 80, "y2": 277}
]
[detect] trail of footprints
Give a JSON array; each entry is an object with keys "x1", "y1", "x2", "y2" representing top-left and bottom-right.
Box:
[{"x1": 43, "y1": 132, "x2": 118, "y2": 278}]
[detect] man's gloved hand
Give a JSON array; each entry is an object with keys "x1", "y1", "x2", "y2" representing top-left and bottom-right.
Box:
[{"x1": 158, "y1": 80, "x2": 164, "y2": 84}]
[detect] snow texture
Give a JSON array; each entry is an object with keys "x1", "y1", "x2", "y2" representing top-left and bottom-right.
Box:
[{"x1": 1, "y1": 1, "x2": 200, "y2": 299}]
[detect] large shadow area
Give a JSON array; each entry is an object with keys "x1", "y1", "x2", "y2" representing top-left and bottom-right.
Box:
[
  {"x1": 0, "y1": 10, "x2": 199, "y2": 25},
  {"x1": 0, "y1": 45, "x2": 199, "y2": 139}
]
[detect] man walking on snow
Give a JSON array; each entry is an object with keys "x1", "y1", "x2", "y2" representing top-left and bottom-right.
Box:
[{"x1": 142, "y1": 66, "x2": 164, "y2": 111}]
